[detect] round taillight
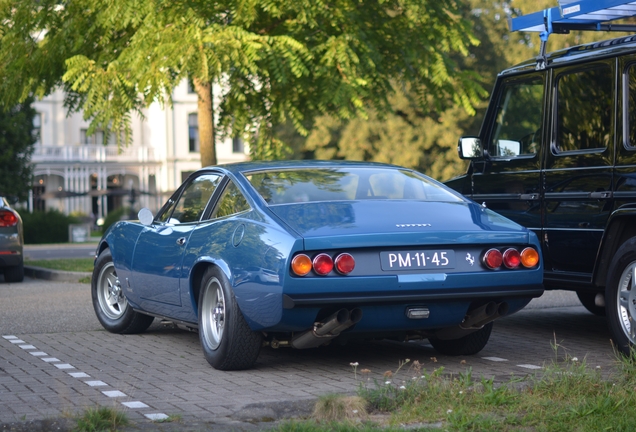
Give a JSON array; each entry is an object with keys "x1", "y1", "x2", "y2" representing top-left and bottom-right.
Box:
[
  {"x1": 503, "y1": 248, "x2": 521, "y2": 269},
  {"x1": 291, "y1": 254, "x2": 312, "y2": 276},
  {"x1": 483, "y1": 249, "x2": 503, "y2": 269},
  {"x1": 313, "y1": 253, "x2": 334, "y2": 276},
  {"x1": 334, "y1": 253, "x2": 355, "y2": 275},
  {"x1": 521, "y1": 247, "x2": 540, "y2": 268},
  {"x1": 0, "y1": 210, "x2": 18, "y2": 227}
]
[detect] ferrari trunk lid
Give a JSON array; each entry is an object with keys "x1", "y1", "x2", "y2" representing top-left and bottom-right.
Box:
[{"x1": 268, "y1": 200, "x2": 530, "y2": 250}]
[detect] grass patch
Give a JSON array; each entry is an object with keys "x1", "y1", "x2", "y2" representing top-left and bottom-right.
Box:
[
  {"x1": 74, "y1": 406, "x2": 128, "y2": 432},
  {"x1": 273, "y1": 351, "x2": 636, "y2": 431},
  {"x1": 25, "y1": 258, "x2": 94, "y2": 272}
]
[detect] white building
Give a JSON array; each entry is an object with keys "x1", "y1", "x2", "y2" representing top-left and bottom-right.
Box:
[{"x1": 30, "y1": 80, "x2": 247, "y2": 221}]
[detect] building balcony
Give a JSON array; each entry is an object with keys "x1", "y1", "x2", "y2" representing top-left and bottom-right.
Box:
[{"x1": 32, "y1": 145, "x2": 156, "y2": 163}]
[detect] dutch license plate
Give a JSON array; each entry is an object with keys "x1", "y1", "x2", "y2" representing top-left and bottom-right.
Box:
[{"x1": 380, "y1": 250, "x2": 455, "y2": 270}]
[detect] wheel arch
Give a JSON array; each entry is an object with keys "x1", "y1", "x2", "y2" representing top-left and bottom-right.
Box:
[
  {"x1": 593, "y1": 209, "x2": 636, "y2": 287},
  {"x1": 190, "y1": 259, "x2": 232, "y2": 317}
]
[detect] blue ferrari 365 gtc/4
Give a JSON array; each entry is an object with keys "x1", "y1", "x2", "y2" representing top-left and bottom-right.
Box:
[{"x1": 92, "y1": 161, "x2": 543, "y2": 370}]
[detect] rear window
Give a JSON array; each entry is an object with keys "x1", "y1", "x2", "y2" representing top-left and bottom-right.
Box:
[{"x1": 246, "y1": 167, "x2": 462, "y2": 205}]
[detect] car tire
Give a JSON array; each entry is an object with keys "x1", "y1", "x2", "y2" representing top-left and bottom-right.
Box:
[
  {"x1": 198, "y1": 267, "x2": 262, "y2": 370},
  {"x1": 92, "y1": 248, "x2": 154, "y2": 334},
  {"x1": 576, "y1": 291, "x2": 605, "y2": 316},
  {"x1": 428, "y1": 322, "x2": 493, "y2": 356},
  {"x1": 605, "y1": 236, "x2": 636, "y2": 356},
  {"x1": 4, "y1": 262, "x2": 24, "y2": 283}
]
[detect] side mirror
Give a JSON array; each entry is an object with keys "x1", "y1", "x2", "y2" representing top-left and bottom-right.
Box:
[
  {"x1": 138, "y1": 208, "x2": 154, "y2": 226},
  {"x1": 458, "y1": 137, "x2": 483, "y2": 160}
]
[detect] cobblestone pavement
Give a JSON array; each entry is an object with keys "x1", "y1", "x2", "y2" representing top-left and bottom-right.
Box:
[{"x1": 0, "y1": 277, "x2": 617, "y2": 431}]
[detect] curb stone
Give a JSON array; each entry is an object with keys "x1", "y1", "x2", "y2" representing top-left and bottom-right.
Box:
[{"x1": 23, "y1": 266, "x2": 91, "y2": 283}]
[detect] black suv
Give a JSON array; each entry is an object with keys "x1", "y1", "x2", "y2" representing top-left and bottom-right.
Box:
[{"x1": 445, "y1": 31, "x2": 636, "y2": 355}]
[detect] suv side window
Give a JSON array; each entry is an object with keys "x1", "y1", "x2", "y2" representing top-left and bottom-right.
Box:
[
  {"x1": 626, "y1": 63, "x2": 636, "y2": 148},
  {"x1": 489, "y1": 75, "x2": 544, "y2": 158},
  {"x1": 555, "y1": 64, "x2": 613, "y2": 153}
]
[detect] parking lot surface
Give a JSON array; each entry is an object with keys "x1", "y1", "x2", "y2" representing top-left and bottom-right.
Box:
[{"x1": 0, "y1": 277, "x2": 618, "y2": 430}]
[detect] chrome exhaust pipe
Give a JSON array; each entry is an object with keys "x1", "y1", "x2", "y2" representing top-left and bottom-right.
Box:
[
  {"x1": 459, "y1": 302, "x2": 497, "y2": 329},
  {"x1": 434, "y1": 302, "x2": 505, "y2": 341},
  {"x1": 329, "y1": 308, "x2": 363, "y2": 335},
  {"x1": 291, "y1": 308, "x2": 361, "y2": 349},
  {"x1": 464, "y1": 302, "x2": 509, "y2": 329}
]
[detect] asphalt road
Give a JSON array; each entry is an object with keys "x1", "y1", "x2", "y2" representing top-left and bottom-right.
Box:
[
  {"x1": 23, "y1": 243, "x2": 98, "y2": 261},
  {"x1": 0, "y1": 276, "x2": 618, "y2": 431}
]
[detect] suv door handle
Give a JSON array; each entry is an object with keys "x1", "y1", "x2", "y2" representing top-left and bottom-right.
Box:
[
  {"x1": 589, "y1": 191, "x2": 612, "y2": 199},
  {"x1": 520, "y1": 194, "x2": 539, "y2": 200}
]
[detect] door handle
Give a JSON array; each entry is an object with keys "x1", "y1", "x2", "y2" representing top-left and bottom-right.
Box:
[
  {"x1": 176, "y1": 237, "x2": 186, "y2": 246},
  {"x1": 590, "y1": 191, "x2": 612, "y2": 199},
  {"x1": 520, "y1": 193, "x2": 539, "y2": 200}
]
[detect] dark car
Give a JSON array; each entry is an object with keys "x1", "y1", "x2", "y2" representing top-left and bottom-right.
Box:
[
  {"x1": 445, "y1": 3, "x2": 636, "y2": 356},
  {"x1": 0, "y1": 197, "x2": 24, "y2": 283},
  {"x1": 92, "y1": 160, "x2": 543, "y2": 370}
]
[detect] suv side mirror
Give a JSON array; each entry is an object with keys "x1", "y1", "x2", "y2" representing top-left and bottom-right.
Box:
[{"x1": 458, "y1": 137, "x2": 483, "y2": 160}]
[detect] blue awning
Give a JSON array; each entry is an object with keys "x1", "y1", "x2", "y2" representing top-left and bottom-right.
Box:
[{"x1": 510, "y1": 0, "x2": 636, "y2": 33}]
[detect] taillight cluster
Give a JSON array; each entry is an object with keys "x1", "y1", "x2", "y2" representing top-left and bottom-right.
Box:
[
  {"x1": 0, "y1": 210, "x2": 18, "y2": 227},
  {"x1": 291, "y1": 252, "x2": 355, "y2": 276},
  {"x1": 483, "y1": 247, "x2": 539, "y2": 270}
]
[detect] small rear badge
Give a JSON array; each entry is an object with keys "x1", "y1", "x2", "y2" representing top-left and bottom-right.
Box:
[{"x1": 466, "y1": 253, "x2": 475, "y2": 266}]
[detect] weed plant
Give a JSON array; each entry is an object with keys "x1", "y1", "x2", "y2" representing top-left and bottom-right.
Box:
[
  {"x1": 73, "y1": 406, "x2": 128, "y2": 432},
  {"x1": 276, "y1": 345, "x2": 636, "y2": 431}
]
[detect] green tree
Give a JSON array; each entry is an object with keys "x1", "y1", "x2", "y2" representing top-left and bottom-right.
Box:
[
  {"x1": 0, "y1": 98, "x2": 36, "y2": 200},
  {"x1": 301, "y1": 0, "x2": 634, "y2": 181},
  {"x1": 0, "y1": 0, "x2": 484, "y2": 167}
]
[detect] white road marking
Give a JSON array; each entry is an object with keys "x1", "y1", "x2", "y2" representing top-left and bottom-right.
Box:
[
  {"x1": 517, "y1": 364, "x2": 543, "y2": 370},
  {"x1": 482, "y1": 356, "x2": 508, "y2": 362},
  {"x1": 2, "y1": 334, "x2": 169, "y2": 422},
  {"x1": 122, "y1": 401, "x2": 149, "y2": 409},
  {"x1": 145, "y1": 413, "x2": 169, "y2": 421},
  {"x1": 54, "y1": 363, "x2": 75, "y2": 370},
  {"x1": 103, "y1": 390, "x2": 127, "y2": 398}
]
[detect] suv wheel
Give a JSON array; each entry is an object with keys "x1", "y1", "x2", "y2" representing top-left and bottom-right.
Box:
[
  {"x1": 606, "y1": 237, "x2": 636, "y2": 355},
  {"x1": 576, "y1": 291, "x2": 605, "y2": 316}
]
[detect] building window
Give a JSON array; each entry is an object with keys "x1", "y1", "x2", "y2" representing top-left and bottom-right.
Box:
[
  {"x1": 187, "y1": 79, "x2": 196, "y2": 94},
  {"x1": 32, "y1": 113, "x2": 42, "y2": 145},
  {"x1": 232, "y1": 136, "x2": 244, "y2": 154},
  {"x1": 188, "y1": 113, "x2": 199, "y2": 152},
  {"x1": 80, "y1": 129, "x2": 105, "y2": 145}
]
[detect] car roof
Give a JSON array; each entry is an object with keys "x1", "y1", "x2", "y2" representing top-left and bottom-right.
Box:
[
  {"x1": 201, "y1": 160, "x2": 404, "y2": 176},
  {"x1": 501, "y1": 34, "x2": 636, "y2": 76}
]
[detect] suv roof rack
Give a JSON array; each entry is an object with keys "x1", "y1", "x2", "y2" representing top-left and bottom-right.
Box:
[{"x1": 510, "y1": 0, "x2": 636, "y2": 69}]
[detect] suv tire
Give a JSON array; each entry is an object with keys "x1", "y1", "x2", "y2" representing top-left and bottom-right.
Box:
[
  {"x1": 576, "y1": 291, "x2": 605, "y2": 316},
  {"x1": 605, "y1": 236, "x2": 636, "y2": 356}
]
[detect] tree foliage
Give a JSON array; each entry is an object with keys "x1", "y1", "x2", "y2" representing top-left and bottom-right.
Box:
[
  {"x1": 300, "y1": 0, "x2": 634, "y2": 181},
  {"x1": 0, "y1": 98, "x2": 36, "y2": 200},
  {"x1": 0, "y1": 0, "x2": 485, "y2": 167}
]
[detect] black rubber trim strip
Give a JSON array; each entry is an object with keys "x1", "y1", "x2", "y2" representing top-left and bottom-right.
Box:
[{"x1": 282, "y1": 286, "x2": 544, "y2": 309}]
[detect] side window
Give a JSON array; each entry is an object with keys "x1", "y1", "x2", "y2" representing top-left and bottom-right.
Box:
[
  {"x1": 212, "y1": 181, "x2": 250, "y2": 219},
  {"x1": 555, "y1": 65, "x2": 613, "y2": 153},
  {"x1": 161, "y1": 174, "x2": 222, "y2": 224},
  {"x1": 157, "y1": 197, "x2": 178, "y2": 223},
  {"x1": 490, "y1": 75, "x2": 544, "y2": 158},
  {"x1": 626, "y1": 64, "x2": 636, "y2": 148}
]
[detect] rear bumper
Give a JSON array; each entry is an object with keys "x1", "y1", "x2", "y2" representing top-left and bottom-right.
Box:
[
  {"x1": 0, "y1": 251, "x2": 23, "y2": 268},
  {"x1": 283, "y1": 285, "x2": 544, "y2": 308}
]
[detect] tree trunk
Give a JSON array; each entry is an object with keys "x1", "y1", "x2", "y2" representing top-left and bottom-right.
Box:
[{"x1": 194, "y1": 78, "x2": 216, "y2": 167}]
